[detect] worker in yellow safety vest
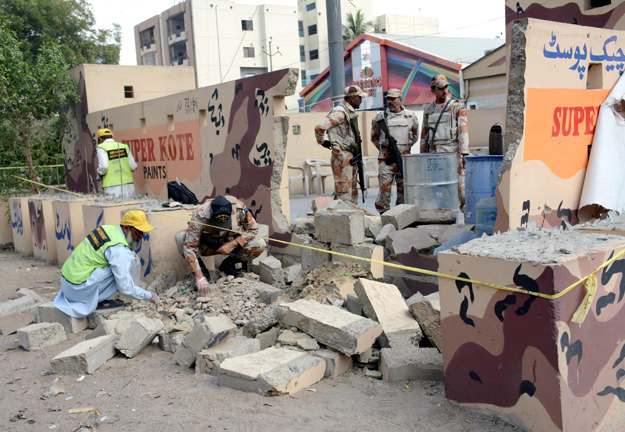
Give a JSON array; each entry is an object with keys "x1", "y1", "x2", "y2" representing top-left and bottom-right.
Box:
[{"x1": 96, "y1": 128, "x2": 138, "y2": 197}]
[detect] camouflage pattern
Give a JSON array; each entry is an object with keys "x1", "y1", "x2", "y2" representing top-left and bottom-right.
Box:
[
  {"x1": 315, "y1": 101, "x2": 361, "y2": 203},
  {"x1": 438, "y1": 236, "x2": 625, "y2": 432},
  {"x1": 420, "y1": 97, "x2": 469, "y2": 208},
  {"x1": 330, "y1": 147, "x2": 359, "y2": 204},
  {"x1": 62, "y1": 69, "x2": 298, "y2": 255},
  {"x1": 371, "y1": 107, "x2": 419, "y2": 213},
  {"x1": 430, "y1": 73, "x2": 451, "y2": 89},
  {"x1": 175, "y1": 196, "x2": 267, "y2": 277}
]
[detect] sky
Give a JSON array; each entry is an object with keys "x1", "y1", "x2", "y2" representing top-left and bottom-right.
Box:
[{"x1": 89, "y1": 0, "x2": 506, "y2": 66}]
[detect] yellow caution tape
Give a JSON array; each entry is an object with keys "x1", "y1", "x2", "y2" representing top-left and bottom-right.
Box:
[
  {"x1": 12, "y1": 174, "x2": 625, "y2": 324},
  {"x1": 12, "y1": 175, "x2": 92, "y2": 198}
]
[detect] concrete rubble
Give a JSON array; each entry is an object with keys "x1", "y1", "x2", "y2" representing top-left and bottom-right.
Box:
[
  {"x1": 379, "y1": 346, "x2": 444, "y2": 382},
  {"x1": 256, "y1": 327, "x2": 280, "y2": 350},
  {"x1": 381, "y1": 204, "x2": 420, "y2": 230},
  {"x1": 374, "y1": 224, "x2": 396, "y2": 246},
  {"x1": 354, "y1": 279, "x2": 422, "y2": 348},
  {"x1": 196, "y1": 336, "x2": 260, "y2": 375},
  {"x1": 315, "y1": 209, "x2": 365, "y2": 245},
  {"x1": 386, "y1": 228, "x2": 439, "y2": 256},
  {"x1": 406, "y1": 292, "x2": 442, "y2": 352},
  {"x1": 259, "y1": 256, "x2": 286, "y2": 289},
  {"x1": 415, "y1": 208, "x2": 456, "y2": 225},
  {"x1": 38, "y1": 302, "x2": 88, "y2": 334},
  {"x1": 174, "y1": 314, "x2": 236, "y2": 368},
  {"x1": 290, "y1": 216, "x2": 315, "y2": 235},
  {"x1": 0, "y1": 303, "x2": 40, "y2": 335},
  {"x1": 311, "y1": 348, "x2": 353, "y2": 379},
  {"x1": 277, "y1": 329, "x2": 320, "y2": 350},
  {"x1": 217, "y1": 346, "x2": 326, "y2": 396},
  {"x1": 17, "y1": 322, "x2": 67, "y2": 351},
  {"x1": 277, "y1": 299, "x2": 383, "y2": 355},
  {"x1": 51, "y1": 335, "x2": 117, "y2": 374},
  {"x1": 116, "y1": 316, "x2": 163, "y2": 358}
]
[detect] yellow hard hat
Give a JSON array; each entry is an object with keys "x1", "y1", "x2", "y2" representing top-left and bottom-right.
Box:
[
  {"x1": 97, "y1": 128, "x2": 113, "y2": 139},
  {"x1": 120, "y1": 210, "x2": 155, "y2": 232}
]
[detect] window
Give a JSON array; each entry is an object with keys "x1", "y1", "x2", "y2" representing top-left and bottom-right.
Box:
[
  {"x1": 468, "y1": 102, "x2": 478, "y2": 110},
  {"x1": 301, "y1": 70, "x2": 307, "y2": 87},
  {"x1": 306, "y1": 2, "x2": 316, "y2": 11},
  {"x1": 309, "y1": 49, "x2": 318, "y2": 60},
  {"x1": 308, "y1": 24, "x2": 317, "y2": 36},
  {"x1": 124, "y1": 86, "x2": 134, "y2": 99},
  {"x1": 241, "y1": 20, "x2": 254, "y2": 31},
  {"x1": 300, "y1": 45, "x2": 306, "y2": 62},
  {"x1": 310, "y1": 73, "x2": 319, "y2": 80},
  {"x1": 298, "y1": 21, "x2": 304, "y2": 37},
  {"x1": 243, "y1": 47, "x2": 255, "y2": 58},
  {"x1": 590, "y1": 0, "x2": 611, "y2": 8}
]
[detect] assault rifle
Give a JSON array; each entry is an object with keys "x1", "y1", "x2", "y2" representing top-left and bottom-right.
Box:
[
  {"x1": 349, "y1": 117, "x2": 367, "y2": 203},
  {"x1": 376, "y1": 116, "x2": 404, "y2": 176}
]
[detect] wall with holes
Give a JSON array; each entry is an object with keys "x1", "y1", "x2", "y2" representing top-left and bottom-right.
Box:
[
  {"x1": 64, "y1": 69, "x2": 299, "y2": 238},
  {"x1": 495, "y1": 19, "x2": 625, "y2": 232}
]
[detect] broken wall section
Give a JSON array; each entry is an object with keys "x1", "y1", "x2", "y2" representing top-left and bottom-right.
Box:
[{"x1": 497, "y1": 19, "x2": 625, "y2": 232}]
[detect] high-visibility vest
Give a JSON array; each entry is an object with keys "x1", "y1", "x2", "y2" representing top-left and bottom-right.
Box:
[
  {"x1": 97, "y1": 141, "x2": 134, "y2": 188},
  {"x1": 61, "y1": 225, "x2": 130, "y2": 285}
]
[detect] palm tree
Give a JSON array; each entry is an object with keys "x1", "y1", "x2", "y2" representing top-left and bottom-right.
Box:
[{"x1": 342, "y1": 10, "x2": 373, "y2": 48}]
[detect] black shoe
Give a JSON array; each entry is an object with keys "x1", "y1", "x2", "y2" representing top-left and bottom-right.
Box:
[{"x1": 219, "y1": 256, "x2": 245, "y2": 278}]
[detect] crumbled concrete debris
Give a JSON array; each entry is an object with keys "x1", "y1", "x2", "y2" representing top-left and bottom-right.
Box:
[
  {"x1": 386, "y1": 228, "x2": 439, "y2": 256},
  {"x1": 278, "y1": 330, "x2": 320, "y2": 350},
  {"x1": 15, "y1": 288, "x2": 45, "y2": 303},
  {"x1": 51, "y1": 335, "x2": 117, "y2": 375},
  {"x1": 379, "y1": 346, "x2": 443, "y2": 382},
  {"x1": 363, "y1": 368, "x2": 382, "y2": 379},
  {"x1": 147, "y1": 271, "x2": 178, "y2": 296},
  {"x1": 311, "y1": 348, "x2": 353, "y2": 378},
  {"x1": 415, "y1": 208, "x2": 456, "y2": 224},
  {"x1": 196, "y1": 336, "x2": 260, "y2": 375},
  {"x1": 315, "y1": 209, "x2": 365, "y2": 245},
  {"x1": 284, "y1": 264, "x2": 302, "y2": 285},
  {"x1": 288, "y1": 262, "x2": 367, "y2": 304},
  {"x1": 364, "y1": 216, "x2": 383, "y2": 239},
  {"x1": 301, "y1": 239, "x2": 331, "y2": 271},
  {"x1": 0, "y1": 304, "x2": 39, "y2": 335},
  {"x1": 330, "y1": 243, "x2": 384, "y2": 279},
  {"x1": 116, "y1": 317, "x2": 163, "y2": 358},
  {"x1": 256, "y1": 327, "x2": 280, "y2": 350},
  {"x1": 290, "y1": 216, "x2": 316, "y2": 235},
  {"x1": 406, "y1": 292, "x2": 442, "y2": 352},
  {"x1": 174, "y1": 314, "x2": 236, "y2": 368},
  {"x1": 41, "y1": 385, "x2": 65, "y2": 399},
  {"x1": 311, "y1": 196, "x2": 333, "y2": 213},
  {"x1": 453, "y1": 226, "x2": 625, "y2": 265},
  {"x1": 0, "y1": 296, "x2": 39, "y2": 318},
  {"x1": 17, "y1": 322, "x2": 67, "y2": 351},
  {"x1": 375, "y1": 224, "x2": 396, "y2": 246},
  {"x1": 243, "y1": 305, "x2": 279, "y2": 338},
  {"x1": 259, "y1": 256, "x2": 286, "y2": 289}
]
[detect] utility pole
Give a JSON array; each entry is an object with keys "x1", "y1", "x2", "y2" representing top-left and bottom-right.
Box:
[
  {"x1": 326, "y1": 0, "x2": 345, "y2": 107},
  {"x1": 216, "y1": 5, "x2": 223, "y2": 82},
  {"x1": 261, "y1": 36, "x2": 281, "y2": 72}
]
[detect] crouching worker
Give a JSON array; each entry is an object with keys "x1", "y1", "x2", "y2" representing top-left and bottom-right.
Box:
[
  {"x1": 175, "y1": 196, "x2": 266, "y2": 295},
  {"x1": 54, "y1": 210, "x2": 160, "y2": 318}
]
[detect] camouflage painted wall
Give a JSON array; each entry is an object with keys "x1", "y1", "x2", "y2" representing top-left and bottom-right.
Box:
[
  {"x1": 438, "y1": 234, "x2": 625, "y2": 432},
  {"x1": 63, "y1": 69, "x2": 298, "y2": 248},
  {"x1": 9, "y1": 197, "x2": 33, "y2": 255},
  {"x1": 28, "y1": 198, "x2": 57, "y2": 262},
  {"x1": 496, "y1": 19, "x2": 625, "y2": 232}
]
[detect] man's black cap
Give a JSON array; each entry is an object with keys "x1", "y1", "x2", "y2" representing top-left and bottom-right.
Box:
[{"x1": 210, "y1": 197, "x2": 232, "y2": 229}]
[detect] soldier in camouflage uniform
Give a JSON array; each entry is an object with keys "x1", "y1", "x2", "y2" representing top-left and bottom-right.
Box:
[
  {"x1": 314, "y1": 85, "x2": 369, "y2": 204},
  {"x1": 174, "y1": 196, "x2": 266, "y2": 294},
  {"x1": 371, "y1": 89, "x2": 420, "y2": 214},
  {"x1": 420, "y1": 74, "x2": 470, "y2": 210}
]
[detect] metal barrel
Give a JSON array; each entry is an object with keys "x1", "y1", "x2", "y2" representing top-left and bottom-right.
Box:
[{"x1": 403, "y1": 153, "x2": 459, "y2": 211}]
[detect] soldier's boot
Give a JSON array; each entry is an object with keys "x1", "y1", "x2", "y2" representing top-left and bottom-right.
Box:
[{"x1": 219, "y1": 256, "x2": 245, "y2": 278}]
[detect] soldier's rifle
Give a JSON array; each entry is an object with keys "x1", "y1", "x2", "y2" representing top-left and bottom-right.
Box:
[
  {"x1": 376, "y1": 115, "x2": 404, "y2": 177},
  {"x1": 349, "y1": 117, "x2": 367, "y2": 204}
]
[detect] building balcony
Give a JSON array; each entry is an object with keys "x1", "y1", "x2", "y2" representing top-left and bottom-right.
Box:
[
  {"x1": 141, "y1": 43, "x2": 157, "y2": 55},
  {"x1": 169, "y1": 31, "x2": 188, "y2": 46},
  {"x1": 171, "y1": 58, "x2": 190, "y2": 67}
]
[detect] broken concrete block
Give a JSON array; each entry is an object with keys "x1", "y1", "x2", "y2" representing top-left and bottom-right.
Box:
[
  {"x1": 438, "y1": 224, "x2": 475, "y2": 245},
  {"x1": 38, "y1": 302, "x2": 88, "y2": 334},
  {"x1": 0, "y1": 296, "x2": 38, "y2": 317},
  {"x1": 325, "y1": 277, "x2": 357, "y2": 299},
  {"x1": 147, "y1": 271, "x2": 178, "y2": 296},
  {"x1": 379, "y1": 346, "x2": 443, "y2": 382},
  {"x1": 243, "y1": 305, "x2": 279, "y2": 338},
  {"x1": 311, "y1": 348, "x2": 353, "y2": 378},
  {"x1": 0, "y1": 303, "x2": 40, "y2": 335},
  {"x1": 115, "y1": 317, "x2": 163, "y2": 358},
  {"x1": 385, "y1": 228, "x2": 438, "y2": 256},
  {"x1": 277, "y1": 299, "x2": 383, "y2": 355},
  {"x1": 415, "y1": 208, "x2": 456, "y2": 225},
  {"x1": 85, "y1": 320, "x2": 119, "y2": 341},
  {"x1": 345, "y1": 294, "x2": 363, "y2": 316},
  {"x1": 301, "y1": 239, "x2": 331, "y2": 271},
  {"x1": 196, "y1": 336, "x2": 261, "y2": 375},
  {"x1": 256, "y1": 327, "x2": 280, "y2": 350},
  {"x1": 217, "y1": 347, "x2": 325, "y2": 395},
  {"x1": 354, "y1": 279, "x2": 422, "y2": 348},
  {"x1": 375, "y1": 224, "x2": 396, "y2": 246},
  {"x1": 259, "y1": 256, "x2": 286, "y2": 289},
  {"x1": 253, "y1": 281, "x2": 283, "y2": 305},
  {"x1": 315, "y1": 209, "x2": 365, "y2": 245},
  {"x1": 278, "y1": 330, "x2": 320, "y2": 351},
  {"x1": 51, "y1": 335, "x2": 117, "y2": 374},
  {"x1": 290, "y1": 217, "x2": 315, "y2": 235},
  {"x1": 158, "y1": 330, "x2": 187, "y2": 353},
  {"x1": 15, "y1": 288, "x2": 45, "y2": 303},
  {"x1": 330, "y1": 242, "x2": 384, "y2": 279},
  {"x1": 284, "y1": 264, "x2": 302, "y2": 284},
  {"x1": 364, "y1": 216, "x2": 383, "y2": 239},
  {"x1": 251, "y1": 224, "x2": 270, "y2": 271},
  {"x1": 406, "y1": 292, "x2": 442, "y2": 352},
  {"x1": 311, "y1": 196, "x2": 332, "y2": 213},
  {"x1": 86, "y1": 306, "x2": 124, "y2": 330},
  {"x1": 419, "y1": 224, "x2": 451, "y2": 243},
  {"x1": 381, "y1": 204, "x2": 420, "y2": 230},
  {"x1": 174, "y1": 314, "x2": 236, "y2": 368},
  {"x1": 17, "y1": 322, "x2": 67, "y2": 351}
]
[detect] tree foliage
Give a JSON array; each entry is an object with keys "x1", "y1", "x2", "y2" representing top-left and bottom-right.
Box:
[
  {"x1": 0, "y1": 0, "x2": 122, "y2": 67},
  {"x1": 0, "y1": 23, "x2": 77, "y2": 193},
  {"x1": 343, "y1": 9, "x2": 373, "y2": 48}
]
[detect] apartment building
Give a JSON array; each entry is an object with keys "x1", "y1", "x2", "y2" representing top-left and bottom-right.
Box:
[{"x1": 134, "y1": 0, "x2": 439, "y2": 109}]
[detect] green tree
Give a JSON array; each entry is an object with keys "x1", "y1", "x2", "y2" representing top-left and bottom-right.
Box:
[
  {"x1": 0, "y1": 0, "x2": 122, "y2": 67},
  {"x1": 0, "y1": 23, "x2": 77, "y2": 193},
  {"x1": 342, "y1": 9, "x2": 373, "y2": 48}
]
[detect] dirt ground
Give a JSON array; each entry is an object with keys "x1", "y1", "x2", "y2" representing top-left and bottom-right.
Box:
[{"x1": 0, "y1": 251, "x2": 521, "y2": 432}]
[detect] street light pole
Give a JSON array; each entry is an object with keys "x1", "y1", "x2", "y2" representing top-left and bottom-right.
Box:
[{"x1": 326, "y1": 0, "x2": 345, "y2": 107}]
